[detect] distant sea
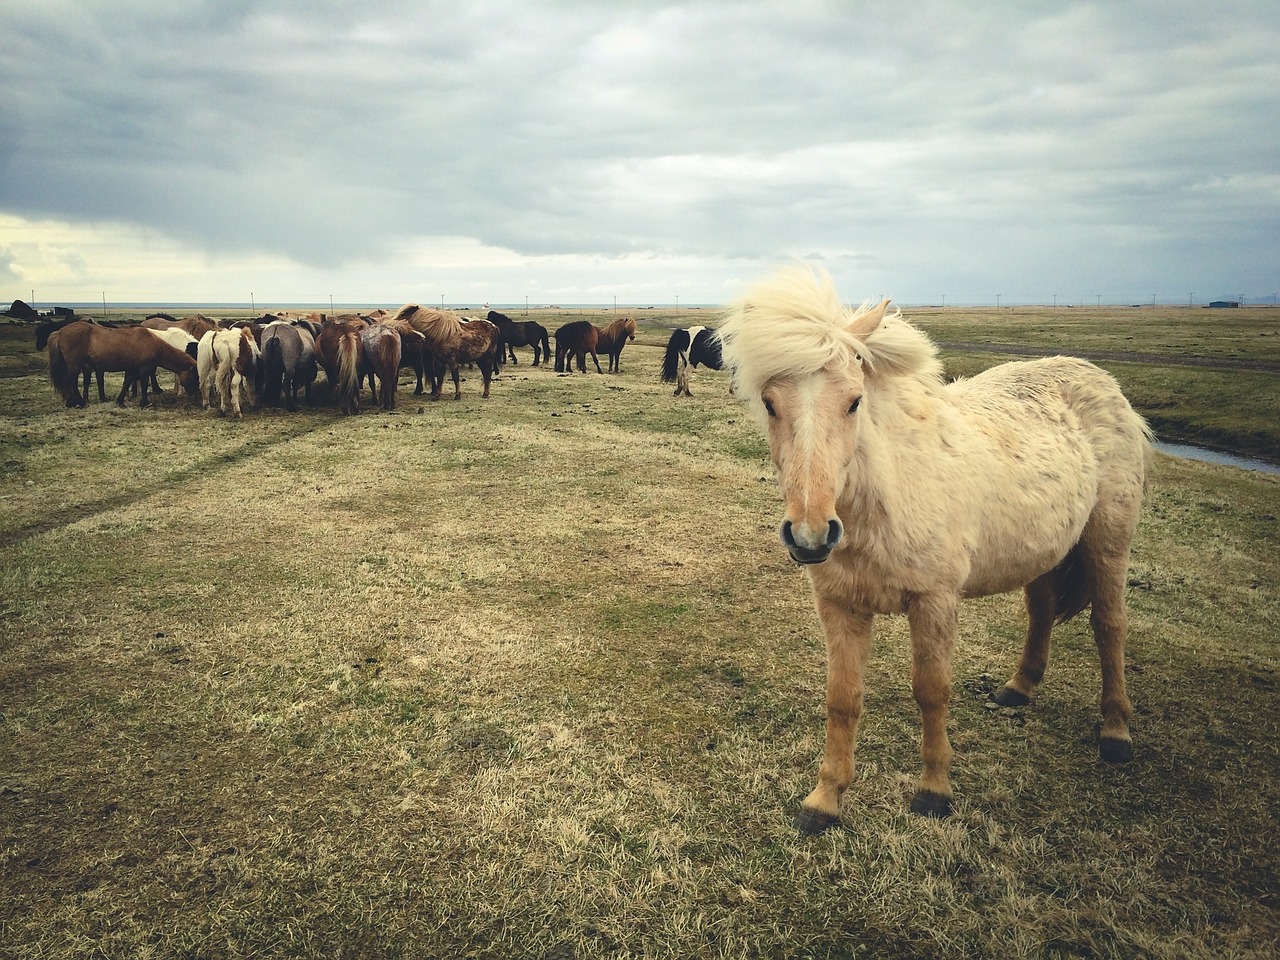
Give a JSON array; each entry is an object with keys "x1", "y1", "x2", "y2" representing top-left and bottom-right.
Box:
[{"x1": 25, "y1": 302, "x2": 724, "y2": 312}]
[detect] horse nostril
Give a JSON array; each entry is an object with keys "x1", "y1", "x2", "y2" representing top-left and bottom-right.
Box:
[
  {"x1": 827, "y1": 519, "x2": 844, "y2": 548},
  {"x1": 780, "y1": 520, "x2": 796, "y2": 548}
]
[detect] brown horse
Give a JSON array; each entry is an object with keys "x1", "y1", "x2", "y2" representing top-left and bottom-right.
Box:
[
  {"x1": 143, "y1": 314, "x2": 220, "y2": 340},
  {"x1": 314, "y1": 318, "x2": 366, "y2": 414},
  {"x1": 378, "y1": 315, "x2": 431, "y2": 395},
  {"x1": 48, "y1": 322, "x2": 199, "y2": 408},
  {"x1": 554, "y1": 320, "x2": 601, "y2": 373},
  {"x1": 595, "y1": 316, "x2": 636, "y2": 373},
  {"x1": 360, "y1": 323, "x2": 403, "y2": 410},
  {"x1": 390, "y1": 305, "x2": 499, "y2": 399}
]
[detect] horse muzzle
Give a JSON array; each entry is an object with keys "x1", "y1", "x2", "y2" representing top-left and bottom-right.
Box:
[{"x1": 780, "y1": 518, "x2": 843, "y2": 565}]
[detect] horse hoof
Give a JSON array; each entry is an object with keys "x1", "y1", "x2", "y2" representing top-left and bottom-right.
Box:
[
  {"x1": 792, "y1": 806, "x2": 841, "y2": 835},
  {"x1": 1099, "y1": 737, "x2": 1133, "y2": 764},
  {"x1": 909, "y1": 790, "x2": 953, "y2": 818},
  {"x1": 991, "y1": 686, "x2": 1031, "y2": 707}
]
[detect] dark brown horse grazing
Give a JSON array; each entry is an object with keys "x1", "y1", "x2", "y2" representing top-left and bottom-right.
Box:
[
  {"x1": 595, "y1": 316, "x2": 636, "y2": 373},
  {"x1": 47, "y1": 322, "x2": 199, "y2": 408},
  {"x1": 314, "y1": 318, "x2": 366, "y2": 414},
  {"x1": 487, "y1": 310, "x2": 551, "y2": 366},
  {"x1": 390, "y1": 305, "x2": 499, "y2": 399},
  {"x1": 554, "y1": 320, "x2": 601, "y2": 373},
  {"x1": 360, "y1": 323, "x2": 403, "y2": 410}
]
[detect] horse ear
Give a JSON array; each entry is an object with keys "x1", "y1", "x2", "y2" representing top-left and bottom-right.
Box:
[{"x1": 847, "y1": 299, "x2": 892, "y2": 339}]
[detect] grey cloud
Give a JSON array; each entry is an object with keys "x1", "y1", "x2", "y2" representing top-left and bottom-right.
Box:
[{"x1": 1, "y1": 0, "x2": 1277, "y2": 302}]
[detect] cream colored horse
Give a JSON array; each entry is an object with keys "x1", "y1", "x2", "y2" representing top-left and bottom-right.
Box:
[{"x1": 720, "y1": 266, "x2": 1152, "y2": 832}]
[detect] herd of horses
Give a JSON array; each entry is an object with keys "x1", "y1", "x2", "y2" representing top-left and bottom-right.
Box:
[
  {"x1": 38, "y1": 266, "x2": 1154, "y2": 832},
  {"x1": 40, "y1": 308, "x2": 726, "y2": 416}
]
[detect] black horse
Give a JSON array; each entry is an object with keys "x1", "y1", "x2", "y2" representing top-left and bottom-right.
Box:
[{"x1": 487, "y1": 311, "x2": 551, "y2": 367}]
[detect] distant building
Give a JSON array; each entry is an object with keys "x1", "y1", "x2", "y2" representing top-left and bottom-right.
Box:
[{"x1": 1207, "y1": 300, "x2": 1241, "y2": 308}]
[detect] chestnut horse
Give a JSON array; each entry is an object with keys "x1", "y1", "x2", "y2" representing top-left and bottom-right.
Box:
[
  {"x1": 390, "y1": 305, "x2": 498, "y2": 399},
  {"x1": 377, "y1": 315, "x2": 430, "y2": 395},
  {"x1": 47, "y1": 322, "x2": 198, "y2": 408},
  {"x1": 554, "y1": 320, "x2": 600, "y2": 374},
  {"x1": 595, "y1": 316, "x2": 636, "y2": 373},
  {"x1": 314, "y1": 317, "x2": 366, "y2": 414},
  {"x1": 720, "y1": 265, "x2": 1153, "y2": 832}
]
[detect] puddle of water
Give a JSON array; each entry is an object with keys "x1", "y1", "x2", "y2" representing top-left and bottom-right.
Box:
[{"x1": 1154, "y1": 441, "x2": 1280, "y2": 476}]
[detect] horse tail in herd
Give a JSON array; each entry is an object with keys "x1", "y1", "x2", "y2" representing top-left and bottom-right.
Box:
[
  {"x1": 260, "y1": 335, "x2": 285, "y2": 406},
  {"x1": 47, "y1": 337, "x2": 80, "y2": 405},
  {"x1": 379, "y1": 331, "x2": 401, "y2": 409},
  {"x1": 335, "y1": 327, "x2": 361, "y2": 411}
]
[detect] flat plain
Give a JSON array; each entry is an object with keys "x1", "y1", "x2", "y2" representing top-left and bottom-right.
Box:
[{"x1": 1, "y1": 306, "x2": 1277, "y2": 959}]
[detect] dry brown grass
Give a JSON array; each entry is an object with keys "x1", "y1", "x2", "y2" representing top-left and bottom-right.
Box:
[{"x1": 1, "y1": 315, "x2": 1277, "y2": 959}]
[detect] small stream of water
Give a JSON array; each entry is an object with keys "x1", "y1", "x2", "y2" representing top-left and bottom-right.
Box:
[{"x1": 1154, "y1": 441, "x2": 1280, "y2": 476}]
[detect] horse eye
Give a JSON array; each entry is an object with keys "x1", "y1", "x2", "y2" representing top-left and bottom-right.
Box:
[
  {"x1": 763, "y1": 397, "x2": 777, "y2": 417},
  {"x1": 848, "y1": 398, "x2": 861, "y2": 414}
]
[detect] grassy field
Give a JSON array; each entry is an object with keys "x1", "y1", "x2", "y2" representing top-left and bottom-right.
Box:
[{"x1": 1, "y1": 308, "x2": 1278, "y2": 959}]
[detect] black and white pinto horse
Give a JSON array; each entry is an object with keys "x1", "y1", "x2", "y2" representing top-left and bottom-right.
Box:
[{"x1": 660, "y1": 325, "x2": 724, "y2": 396}]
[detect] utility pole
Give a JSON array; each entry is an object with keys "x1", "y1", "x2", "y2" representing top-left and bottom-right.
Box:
[{"x1": 996, "y1": 293, "x2": 1001, "y2": 308}]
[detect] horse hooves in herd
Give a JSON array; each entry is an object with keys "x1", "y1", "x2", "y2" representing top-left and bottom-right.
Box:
[
  {"x1": 1099, "y1": 737, "x2": 1134, "y2": 764},
  {"x1": 792, "y1": 806, "x2": 842, "y2": 835},
  {"x1": 990, "y1": 685, "x2": 1031, "y2": 708},
  {"x1": 909, "y1": 790, "x2": 954, "y2": 819}
]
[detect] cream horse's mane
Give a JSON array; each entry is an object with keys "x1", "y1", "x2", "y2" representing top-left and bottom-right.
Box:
[{"x1": 720, "y1": 265, "x2": 942, "y2": 396}]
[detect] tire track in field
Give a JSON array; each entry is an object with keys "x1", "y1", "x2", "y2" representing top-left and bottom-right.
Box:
[
  {"x1": 0, "y1": 417, "x2": 331, "y2": 549},
  {"x1": 937, "y1": 341, "x2": 1280, "y2": 373}
]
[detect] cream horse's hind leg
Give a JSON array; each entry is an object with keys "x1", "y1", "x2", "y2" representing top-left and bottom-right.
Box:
[
  {"x1": 994, "y1": 571, "x2": 1057, "y2": 707},
  {"x1": 1081, "y1": 529, "x2": 1135, "y2": 762}
]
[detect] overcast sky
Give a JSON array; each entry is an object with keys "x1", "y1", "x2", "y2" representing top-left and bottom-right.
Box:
[{"x1": 2, "y1": 1, "x2": 1277, "y2": 307}]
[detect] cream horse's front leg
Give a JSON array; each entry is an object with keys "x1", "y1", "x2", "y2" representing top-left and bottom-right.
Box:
[
  {"x1": 794, "y1": 597, "x2": 873, "y2": 834},
  {"x1": 907, "y1": 593, "x2": 957, "y2": 817}
]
